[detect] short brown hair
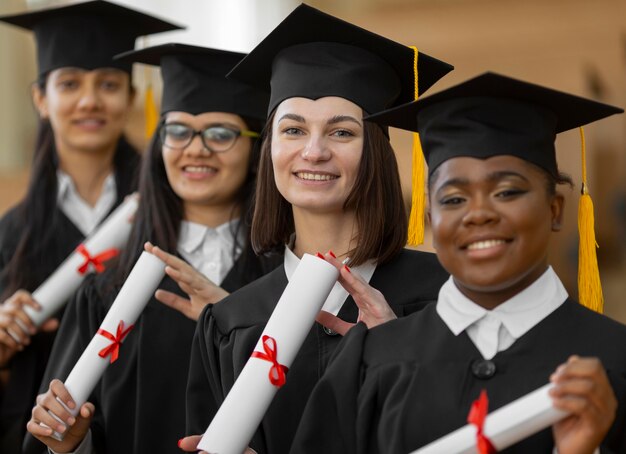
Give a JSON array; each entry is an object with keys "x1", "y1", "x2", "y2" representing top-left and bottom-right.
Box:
[{"x1": 251, "y1": 112, "x2": 407, "y2": 266}]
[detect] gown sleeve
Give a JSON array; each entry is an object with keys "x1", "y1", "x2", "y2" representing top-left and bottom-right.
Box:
[
  {"x1": 186, "y1": 301, "x2": 243, "y2": 439},
  {"x1": 289, "y1": 322, "x2": 370, "y2": 454}
]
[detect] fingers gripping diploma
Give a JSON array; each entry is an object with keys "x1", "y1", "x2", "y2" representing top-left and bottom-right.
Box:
[
  {"x1": 314, "y1": 252, "x2": 396, "y2": 336},
  {"x1": 27, "y1": 379, "x2": 94, "y2": 453},
  {"x1": 550, "y1": 356, "x2": 617, "y2": 454},
  {"x1": 0, "y1": 290, "x2": 59, "y2": 366},
  {"x1": 144, "y1": 242, "x2": 229, "y2": 321}
]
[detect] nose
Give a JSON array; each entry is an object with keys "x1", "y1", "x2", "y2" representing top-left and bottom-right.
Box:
[
  {"x1": 301, "y1": 134, "x2": 330, "y2": 162},
  {"x1": 76, "y1": 83, "x2": 102, "y2": 111},
  {"x1": 461, "y1": 194, "x2": 499, "y2": 226},
  {"x1": 183, "y1": 134, "x2": 210, "y2": 157}
]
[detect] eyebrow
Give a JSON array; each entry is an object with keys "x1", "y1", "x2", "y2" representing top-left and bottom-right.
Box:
[
  {"x1": 436, "y1": 170, "x2": 529, "y2": 191},
  {"x1": 277, "y1": 113, "x2": 362, "y2": 127}
]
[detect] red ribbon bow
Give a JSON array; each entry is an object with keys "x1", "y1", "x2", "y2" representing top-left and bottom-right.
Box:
[
  {"x1": 251, "y1": 335, "x2": 289, "y2": 387},
  {"x1": 467, "y1": 389, "x2": 497, "y2": 454},
  {"x1": 97, "y1": 321, "x2": 134, "y2": 364},
  {"x1": 76, "y1": 244, "x2": 119, "y2": 275}
]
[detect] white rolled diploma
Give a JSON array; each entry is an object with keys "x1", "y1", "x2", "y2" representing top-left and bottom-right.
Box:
[
  {"x1": 50, "y1": 251, "x2": 165, "y2": 440},
  {"x1": 25, "y1": 196, "x2": 139, "y2": 327},
  {"x1": 411, "y1": 383, "x2": 570, "y2": 454},
  {"x1": 198, "y1": 253, "x2": 339, "y2": 454}
]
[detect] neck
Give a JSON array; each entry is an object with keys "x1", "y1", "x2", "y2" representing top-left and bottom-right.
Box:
[
  {"x1": 56, "y1": 142, "x2": 116, "y2": 207},
  {"x1": 183, "y1": 201, "x2": 240, "y2": 228},
  {"x1": 292, "y1": 207, "x2": 357, "y2": 261}
]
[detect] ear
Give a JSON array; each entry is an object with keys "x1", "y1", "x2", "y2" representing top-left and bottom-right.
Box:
[
  {"x1": 31, "y1": 84, "x2": 48, "y2": 119},
  {"x1": 550, "y1": 192, "x2": 565, "y2": 232},
  {"x1": 426, "y1": 208, "x2": 437, "y2": 250},
  {"x1": 127, "y1": 85, "x2": 137, "y2": 107}
]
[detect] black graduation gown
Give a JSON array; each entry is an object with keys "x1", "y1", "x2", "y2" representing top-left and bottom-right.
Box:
[
  {"x1": 22, "y1": 246, "x2": 280, "y2": 454},
  {"x1": 291, "y1": 300, "x2": 626, "y2": 454},
  {"x1": 0, "y1": 150, "x2": 139, "y2": 454},
  {"x1": 186, "y1": 249, "x2": 449, "y2": 454}
]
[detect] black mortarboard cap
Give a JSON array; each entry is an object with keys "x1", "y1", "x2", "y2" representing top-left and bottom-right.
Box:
[
  {"x1": 366, "y1": 72, "x2": 624, "y2": 176},
  {"x1": 115, "y1": 43, "x2": 268, "y2": 121},
  {"x1": 0, "y1": 0, "x2": 182, "y2": 77},
  {"x1": 227, "y1": 3, "x2": 453, "y2": 115}
]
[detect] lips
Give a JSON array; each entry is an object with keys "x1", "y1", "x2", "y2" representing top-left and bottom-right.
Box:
[
  {"x1": 182, "y1": 165, "x2": 217, "y2": 175},
  {"x1": 294, "y1": 171, "x2": 338, "y2": 181},
  {"x1": 73, "y1": 118, "x2": 106, "y2": 127},
  {"x1": 463, "y1": 238, "x2": 510, "y2": 251}
]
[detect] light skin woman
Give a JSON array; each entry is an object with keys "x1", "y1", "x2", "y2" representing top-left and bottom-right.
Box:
[
  {"x1": 26, "y1": 106, "x2": 267, "y2": 453},
  {"x1": 0, "y1": 67, "x2": 134, "y2": 366}
]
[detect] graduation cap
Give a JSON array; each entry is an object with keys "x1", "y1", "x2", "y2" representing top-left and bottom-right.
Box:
[
  {"x1": 227, "y1": 3, "x2": 452, "y2": 116},
  {"x1": 0, "y1": 0, "x2": 182, "y2": 77},
  {"x1": 115, "y1": 43, "x2": 269, "y2": 120},
  {"x1": 367, "y1": 71, "x2": 624, "y2": 313},
  {"x1": 228, "y1": 3, "x2": 453, "y2": 245}
]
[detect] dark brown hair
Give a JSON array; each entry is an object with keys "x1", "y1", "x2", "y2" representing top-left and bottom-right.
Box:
[{"x1": 251, "y1": 111, "x2": 407, "y2": 266}]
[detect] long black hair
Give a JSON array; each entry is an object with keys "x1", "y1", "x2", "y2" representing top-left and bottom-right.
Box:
[{"x1": 111, "y1": 114, "x2": 264, "y2": 289}]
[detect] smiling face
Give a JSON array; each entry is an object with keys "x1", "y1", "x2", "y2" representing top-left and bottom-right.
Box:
[
  {"x1": 161, "y1": 111, "x2": 253, "y2": 217},
  {"x1": 270, "y1": 96, "x2": 364, "y2": 216},
  {"x1": 428, "y1": 155, "x2": 564, "y2": 307},
  {"x1": 33, "y1": 67, "x2": 133, "y2": 155}
]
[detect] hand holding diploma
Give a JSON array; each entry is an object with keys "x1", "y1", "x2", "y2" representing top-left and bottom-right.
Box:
[
  {"x1": 145, "y1": 242, "x2": 229, "y2": 321},
  {"x1": 26, "y1": 251, "x2": 165, "y2": 448},
  {"x1": 315, "y1": 251, "x2": 396, "y2": 336},
  {"x1": 412, "y1": 356, "x2": 615, "y2": 454},
  {"x1": 550, "y1": 356, "x2": 617, "y2": 454},
  {"x1": 27, "y1": 379, "x2": 95, "y2": 453}
]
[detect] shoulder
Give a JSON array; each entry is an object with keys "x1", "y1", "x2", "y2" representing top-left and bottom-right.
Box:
[
  {"x1": 562, "y1": 299, "x2": 626, "y2": 344},
  {"x1": 0, "y1": 205, "x2": 22, "y2": 240},
  {"x1": 375, "y1": 249, "x2": 448, "y2": 291},
  {"x1": 208, "y1": 265, "x2": 288, "y2": 334}
]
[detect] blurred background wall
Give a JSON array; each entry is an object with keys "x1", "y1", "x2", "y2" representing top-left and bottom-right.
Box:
[{"x1": 1, "y1": 0, "x2": 625, "y2": 322}]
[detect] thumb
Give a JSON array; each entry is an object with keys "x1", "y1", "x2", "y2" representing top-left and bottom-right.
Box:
[
  {"x1": 178, "y1": 434, "x2": 202, "y2": 452},
  {"x1": 64, "y1": 403, "x2": 95, "y2": 445},
  {"x1": 40, "y1": 318, "x2": 60, "y2": 333}
]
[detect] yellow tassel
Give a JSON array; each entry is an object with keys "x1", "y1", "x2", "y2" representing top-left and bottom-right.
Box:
[
  {"x1": 577, "y1": 126, "x2": 603, "y2": 312},
  {"x1": 144, "y1": 83, "x2": 159, "y2": 140},
  {"x1": 407, "y1": 46, "x2": 425, "y2": 246}
]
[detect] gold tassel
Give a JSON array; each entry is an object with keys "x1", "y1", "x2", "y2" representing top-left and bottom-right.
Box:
[
  {"x1": 144, "y1": 82, "x2": 159, "y2": 140},
  {"x1": 577, "y1": 126, "x2": 603, "y2": 312},
  {"x1": 407, "y1": 46, "x2": 425, "y2": 246}
]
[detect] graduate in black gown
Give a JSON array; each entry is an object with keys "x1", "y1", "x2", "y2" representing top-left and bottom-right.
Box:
[
  {"x1": 0, "y1": 2, "x2": 179, "y2": 451},
  {"x1": 291, "y1": 72, "x2": 626, "y2": 454},
  {"x1": 23, "y1": 43, "x2": 279, "y2": 454},
  {"x1": 181, "y1": 5, "x2": 453, "y2": 454}
]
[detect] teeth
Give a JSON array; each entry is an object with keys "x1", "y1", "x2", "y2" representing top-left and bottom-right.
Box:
[
  {"x1": 296, "y1": 172, "x2": 337, "y2": 181},
  {"x1": 467, "y1": 239, "x2": 506, "y2": 250},
  {"x1": 185, "y1": 166, "x2": 215, "y2": 173}
]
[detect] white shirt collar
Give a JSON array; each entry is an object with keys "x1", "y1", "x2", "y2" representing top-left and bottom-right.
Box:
[
  {"x1": 56, "y1": 170, "x2": 117, "y2": 235},
  {"x1": 283, "y1": 236, "x2": 377, "y2": 316},
  {"x1": 177, "y1": 219, "x2": 242, "y2": 285},
  {"x1": 437, "y1": 266, "x2": 568, "y2": 348}
]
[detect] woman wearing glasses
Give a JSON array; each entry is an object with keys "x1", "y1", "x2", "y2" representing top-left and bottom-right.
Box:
[
  {"x1": 25, "y1": 44, "x2": 278, "y2": 454},
  {"x1": 0, "y1": 3, "x2": 178, "y2": 452}
]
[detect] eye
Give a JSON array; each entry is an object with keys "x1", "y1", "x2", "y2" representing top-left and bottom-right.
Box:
[
  {"x1": 495, "y1": 188, "x2": 526, "y2": 199},
  {"x1": 164, "y1": 124, "x2": 192, "y2": 140},
  {"x1": 282, "y1": 127, "x2": 304, "y2": 136},
  {"x1": 204, "y1": 126, "x2": 238, "y2": 143},
  {"x1": 57, "y1": 79, "x2": 79, "y2": 91},
  {"x1": 439, "y1": 195, "x2": 465, "y2": 206},
  {"x1": 331, "y1": 129, "x2": 355, "y2": 138},
  {"x1": 100, "y1": 79, "x2": 122, "y2": 91}
]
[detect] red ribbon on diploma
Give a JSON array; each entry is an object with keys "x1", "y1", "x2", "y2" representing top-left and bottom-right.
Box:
[
  {"x1": 467, "y1": 389, "x2": 497, "y2": 454},
  {"x1": 76, "y1": 244, "x2": 119, "y2": 275},
  {"x1": 251, "y1": 335, "x2": 289, "y2": 387},
  {"x1": 97, "y1": 321, "x2": 134, "y2": 364}
]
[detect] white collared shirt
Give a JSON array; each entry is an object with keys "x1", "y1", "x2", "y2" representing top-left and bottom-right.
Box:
[
  {"x1": 437, "y1": 266, "x2": 568, "y2": 360},
  {"x1": 56, "y1": 170, "x2": 117, "y2": 236},
  {"x1": 178, "y1": 219, "x2": 243, "y2": 285},
  {"x1": 283, "y1": 241, "x2": 377, "y2": 316}
]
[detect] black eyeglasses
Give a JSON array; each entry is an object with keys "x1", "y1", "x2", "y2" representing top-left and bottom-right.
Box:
[{"x1": 159, "y1": 123, "x2": 260, "y2": 153}]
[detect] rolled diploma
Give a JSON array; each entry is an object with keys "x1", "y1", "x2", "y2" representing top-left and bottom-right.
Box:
[
  {"x1": 25, "y1": 196, "x2": 139, "y2": 327},
  {"x1": 50, "y1": 251, "x2": 165, "y2": 440},
  {"x1": 411, "y1": 383, "x2": 569, "y2": 454},
  {"x1": 198, "y1": 253, "x2": 339, "y2": 454}
]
